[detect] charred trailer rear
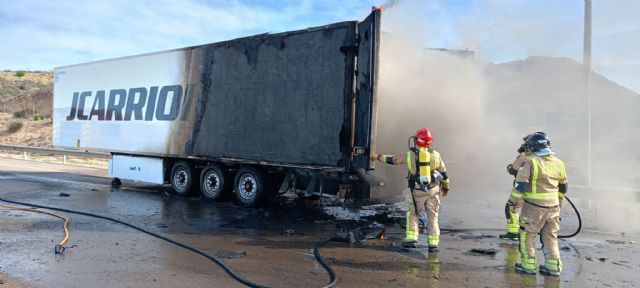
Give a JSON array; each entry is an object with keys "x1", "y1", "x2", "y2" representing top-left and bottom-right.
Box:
[{"x1": 52, "y1": 10, "x2": 381, "y2": 206}]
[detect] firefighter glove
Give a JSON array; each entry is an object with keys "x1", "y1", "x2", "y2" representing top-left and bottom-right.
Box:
[{"x1": 441, "y1": 180, "x2": 450, "y2": 197}]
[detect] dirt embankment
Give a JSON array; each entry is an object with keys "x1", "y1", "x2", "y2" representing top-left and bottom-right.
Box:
[
  {"x1": 0, "y1": 113, "x2": 52, "y2": 147},
  {"x1": 0, "y1": 71, "x2": 53, "y2": 147}
]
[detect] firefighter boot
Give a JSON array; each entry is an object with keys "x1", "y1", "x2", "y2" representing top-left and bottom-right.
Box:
[
  {"x1": 514, "y1": 263, "x2": 536, "y2": 275},
  {"x1": 401, "y1": 240, "x2": 417, "y2": 249},
  {"x1": 499, "y1": 232, "x2": 519, "y2": 241},
  {"x1": 539, "y1": 265, "x2": 560, "y2": 277},
  {"x1": 539, "y1": 258, "x2": 562, "y2": 276}
]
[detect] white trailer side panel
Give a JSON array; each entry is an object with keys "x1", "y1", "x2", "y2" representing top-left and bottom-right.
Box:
[{"x1": 53, "y1": 50, "x2": 191, "y2": 154}]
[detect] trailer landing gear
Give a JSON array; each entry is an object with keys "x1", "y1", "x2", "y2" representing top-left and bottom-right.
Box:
[{"x1": 111, "y1": 178, "x2": 122, "y2": 188}]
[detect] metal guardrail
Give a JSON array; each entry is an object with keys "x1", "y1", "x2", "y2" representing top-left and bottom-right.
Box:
[{"x1": 0, "y1": 144, "x2": 111, "y2": 163}]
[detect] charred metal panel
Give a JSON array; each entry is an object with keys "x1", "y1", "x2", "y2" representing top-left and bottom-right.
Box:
[
  {"x1": 190, "y1": 22, "x2": 358, "y2": 167},
  {"x1": 352, "y1": 10, "x2": 381, "y2": 170}
]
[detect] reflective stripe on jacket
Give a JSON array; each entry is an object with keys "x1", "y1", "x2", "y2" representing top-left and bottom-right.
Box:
[{"x1": 513, "y1": 154, "x2": 567, "y2": 206}]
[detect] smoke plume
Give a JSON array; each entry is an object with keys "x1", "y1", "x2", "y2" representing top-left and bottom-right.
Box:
[{"x1": 368, "y1": 0, "x2": 640, "y2": 234}]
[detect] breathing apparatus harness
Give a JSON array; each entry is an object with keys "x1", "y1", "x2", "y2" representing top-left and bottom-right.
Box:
[
  {"x1": 406, "y1": 136, "x2": 443, "y2": 191},
  {"x1": 405, "y1": 136, "x2": 445, "y2": 215}
]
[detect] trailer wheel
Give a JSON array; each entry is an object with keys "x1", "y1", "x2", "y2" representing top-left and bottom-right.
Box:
[
  {"x1": 200, "y1": 164, "x2": 230, "y2": 201},
  {"x1": 170, "y1": 161, "x2": 198, "y2": 196},
  {"x1": 234, "y1": 166, "x2": 270, "y2": 207}
]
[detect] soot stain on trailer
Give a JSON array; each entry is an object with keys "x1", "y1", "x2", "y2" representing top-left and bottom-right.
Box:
[
  {"x1": 189, "y1": 22, "x2": 357, "y2": 167},
  {"x1": 169, "y1": 48, "x2": 202, "y2": 155},
  {"x1": 234, "y1": 36, "x2": 264, "y2": 69}
]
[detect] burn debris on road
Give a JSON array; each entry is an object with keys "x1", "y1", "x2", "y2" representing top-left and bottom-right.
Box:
[
  {"x1": 458, "y1": 234, "x2": 495, "y2": 240},
  {"x1": 323, "y1": 202, "x2": 406, "y2": 221},
  {"x1": 612, "y1": 261, "x2": 631, "y2": 267},
  {"x1": 215, "y1": 250, "x2": 247, "y2": 259},
  {"x1": 467, "y1": 248, "x2": 498, "y2": 256},
  {"x1": 334, "y1": 228, "x2": 365, "y2": 244},
  {"x1": 332, "y1": 221, "x2": 386, "y2": 244}
]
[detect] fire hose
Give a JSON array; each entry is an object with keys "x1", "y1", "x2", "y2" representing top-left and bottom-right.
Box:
[
  {"x1": 0, "y1": 196, "x2": 337, "y2": 288},
  {"x1": 558, "y1": 195, "x2": 581, "y2": 238},
  {"x1": 0, "y1": 204, "x2": 69, "y2": 253}
]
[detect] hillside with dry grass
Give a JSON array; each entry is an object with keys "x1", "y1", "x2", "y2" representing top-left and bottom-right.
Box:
[{"x1": 0, "y1": 71, "x2": 53, "y2": 147}]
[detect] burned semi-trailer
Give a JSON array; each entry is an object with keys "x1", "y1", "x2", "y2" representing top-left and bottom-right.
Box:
[{"x1": 52, "y1": 10, "x2": 381, "y2": 206}]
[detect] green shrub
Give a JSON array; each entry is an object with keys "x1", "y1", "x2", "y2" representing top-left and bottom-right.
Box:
[
  {"x1": 32, "y1": 113, "x2": 42, "y2": 121},
  {"x1": 14, "y1": 71, "x2": 26, "y2": 77},
  {"x1": 7, "y1": 120, "x2": 23, "y2": 133}
]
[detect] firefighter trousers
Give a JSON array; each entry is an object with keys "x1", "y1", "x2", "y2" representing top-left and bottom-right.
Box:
[
  {"x1": 404, "y1": 187, "x2": 440, "y2": 247},
  {"x1": 518, "y1": 202, "x2": 562, "y2": 273},
  {"x1": 506, "y1": 198, "x2": 523, "y2": 234}
]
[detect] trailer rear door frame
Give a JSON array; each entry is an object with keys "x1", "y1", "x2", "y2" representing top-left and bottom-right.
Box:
[{"x1": 352, "y1": 9, "x2": 381, "y2": 170}]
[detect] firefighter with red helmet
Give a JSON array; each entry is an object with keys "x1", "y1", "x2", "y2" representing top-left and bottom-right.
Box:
[{"x1": 373, "y1": 128, "x2": 450, "y2": 251}]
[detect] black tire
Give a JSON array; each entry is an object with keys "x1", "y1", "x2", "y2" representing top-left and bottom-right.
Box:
[
  {"x1": 170, "y1": 161, "x2": 198, "y2": 196},
  {"x1": 200, "y1": 164, "x2": 230, "y2": 201},
  {"x1": 234, "y1": 166, "x2": 270, "y2": 207}
]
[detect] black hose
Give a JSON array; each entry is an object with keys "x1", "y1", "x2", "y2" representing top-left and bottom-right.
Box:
[
  {"x1": 314, "y1": 238, "x2": 338, "y2": 288},
  {"x1": 558, "y1": 195, "x2": 581, "y2": 238},
  {"x1": 0, "y1": 197, "x2": 337, "y2": 288}
]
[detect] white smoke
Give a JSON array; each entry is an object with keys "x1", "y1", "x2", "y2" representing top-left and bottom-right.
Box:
[{"x1": 368, "y1": 0, "x2": 640, "y2": 234}]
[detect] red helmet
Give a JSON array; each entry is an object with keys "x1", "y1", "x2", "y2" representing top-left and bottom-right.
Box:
[{"x1": 415, "y1": 128, "x2": 432, "y2": 148}]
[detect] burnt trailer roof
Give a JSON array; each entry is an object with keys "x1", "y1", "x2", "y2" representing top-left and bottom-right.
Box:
[{"x1": 54, "y1": 21, "x2": 358, "y2": 70}]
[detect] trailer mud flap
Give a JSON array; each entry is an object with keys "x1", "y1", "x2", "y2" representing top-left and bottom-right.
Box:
[{"x1": 352, "y1": 9, "x2": 381, "y2": 170}]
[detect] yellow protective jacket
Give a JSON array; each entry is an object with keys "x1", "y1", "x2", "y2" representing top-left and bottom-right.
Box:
[{"x1": 509, "y1": 154, "x2": 568, "y2": 207}]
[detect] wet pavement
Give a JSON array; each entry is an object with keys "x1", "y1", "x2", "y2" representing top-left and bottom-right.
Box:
[{"x1": 0, "y1": 157, "x2": 639, "y2": 287}]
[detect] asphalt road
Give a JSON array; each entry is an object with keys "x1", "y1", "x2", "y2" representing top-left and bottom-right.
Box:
[{"x1": 0, "y1": 157, "x2": 638, "y2": 287}]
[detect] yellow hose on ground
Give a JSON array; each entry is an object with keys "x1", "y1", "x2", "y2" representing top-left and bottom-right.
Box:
[{"x1": 0, "y1": 204, "x2": 69, "y2": 251}]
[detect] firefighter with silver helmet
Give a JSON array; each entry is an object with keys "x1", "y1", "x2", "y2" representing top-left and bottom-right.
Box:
[
  {"x1": 500, "y1": 132, "x2": 546, "y2": 241},
  {"x1": 373, "y1": 128, "x2": 450, "y2": 251},
  {"x1": 511, "y1": 133, "x2": 568, "y2": 276}
]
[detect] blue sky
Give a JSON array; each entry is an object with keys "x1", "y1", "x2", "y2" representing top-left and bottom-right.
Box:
[{"x1": 0, "y1": 0, "x2": 638, "y2": 92}]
